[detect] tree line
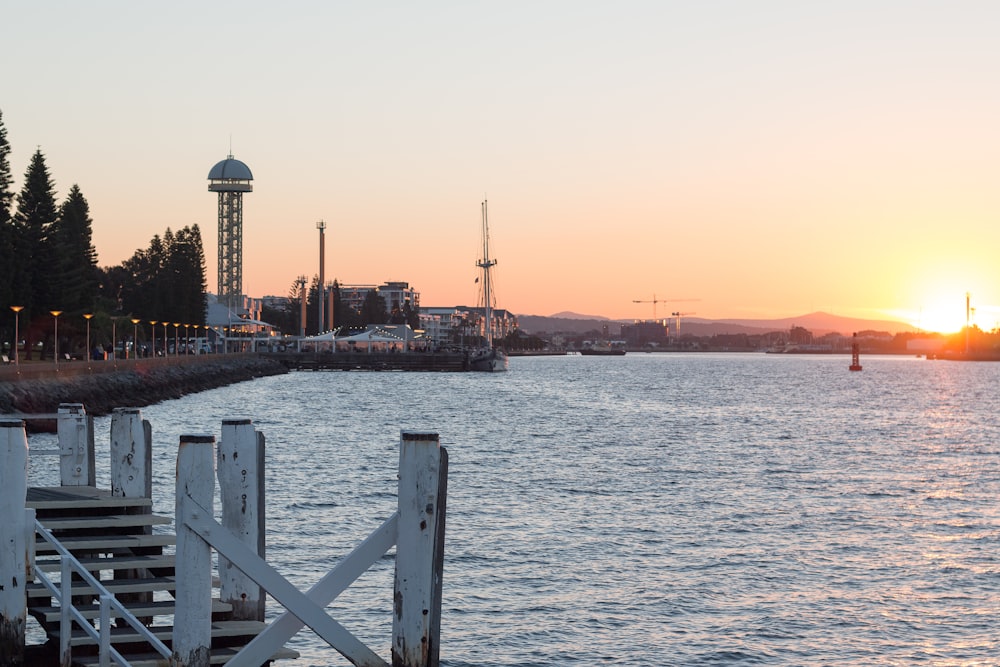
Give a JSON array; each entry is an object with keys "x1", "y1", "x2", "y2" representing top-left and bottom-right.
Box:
[{"x1": 0, "y1": 110, "x2": 207, "y2": 359}]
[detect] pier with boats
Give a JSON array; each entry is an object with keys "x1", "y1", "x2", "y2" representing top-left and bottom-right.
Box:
[{"x1": 1, "y1": 404, "x2": 447, "y2": 667}]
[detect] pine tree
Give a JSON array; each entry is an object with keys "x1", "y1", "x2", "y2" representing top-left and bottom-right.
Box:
[
  {"x1": 0, "y1": 110, "x2": 14, "y2": 324},
  {"x1": 360, "y1": 289, "x2": 388, "y2": 326},
  {"x1": 168, "y1": 225, "x2": 207, "y2": 325},
  {"x1": 113, "y1": 226, "x2": 207, "y2": 326},
  {"x1": 50, "y1": 184, "x2": 99, "y2": 313},
  {"x1": 12, "y1": 149, "x2": 59, "y2": 318}
]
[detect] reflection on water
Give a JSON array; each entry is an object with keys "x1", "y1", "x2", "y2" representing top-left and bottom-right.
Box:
[{"x1": 26, "y1": 354, "x2": 1000, "y2": 665}]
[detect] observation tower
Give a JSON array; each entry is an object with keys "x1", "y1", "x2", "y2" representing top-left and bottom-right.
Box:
[{"x1": 208, "y1": 155, "x2": 253, "y2": 308}]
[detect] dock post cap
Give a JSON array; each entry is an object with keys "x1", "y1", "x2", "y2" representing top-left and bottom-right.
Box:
[
  {"x1": 401, "y1": 431, "x2": 440, "y2": 441},
  {"x1": 179, "y1": 434, "x2": 216, "y2": 444}
]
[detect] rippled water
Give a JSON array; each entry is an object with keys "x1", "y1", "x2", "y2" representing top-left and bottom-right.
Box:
[{"x1": 27, "y1": 354, "x2": 1000, "y2": 665}]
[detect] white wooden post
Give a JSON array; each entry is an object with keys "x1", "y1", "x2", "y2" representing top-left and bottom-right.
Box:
[
  {"x1": 58, "y1": 403, "x2": 95, "y2": 487},
  {"x1": 218, "y1": 419, "x2": 265, "y2": 621},
  {"x1": 0, "y1": 419, "x2": 29, "y2": 666},
  {"x1": 110, "y1": 408, "x2": 152, "y2": 501},
  {"x1": 173, "y1": 435, "x2": 216, "y2": 667},
  {"x1": 111, "y1": 408, "x2": 154, "y2": 620},
  {"x1": 392, "y1": 431, "x2": 447, "y2": 667}
]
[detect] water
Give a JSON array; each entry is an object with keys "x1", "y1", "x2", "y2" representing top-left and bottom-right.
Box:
[{"x1": 26, "y1": 354, "x2": 1000, "y2": 665}]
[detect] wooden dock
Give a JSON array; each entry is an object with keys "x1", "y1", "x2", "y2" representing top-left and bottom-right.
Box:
[{"x1": 2, "y1": 404, "x2": 448, "y2": 667}]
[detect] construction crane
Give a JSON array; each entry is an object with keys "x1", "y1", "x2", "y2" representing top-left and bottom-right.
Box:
[
  {"x1": 671, "y1": 312, "x2": 696, "y2": 339},
  {"x1": 632, "y1": 294, "x2": 699, "y2": 320}
]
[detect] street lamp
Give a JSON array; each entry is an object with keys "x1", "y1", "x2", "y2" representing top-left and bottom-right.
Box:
[
  {"x1": 184, "y1": 323, "x2": 190, "y2": 354},
  {"x1": 173, "y1": 323, "x2": 180, "y2": 357},
  {"x1": 131, "y1": 318, "x2": 140, "y2": 359},
  {"x1": 111, "y1": 317, "x2": 118, "y2": 367},
  {"x1": 9, "y1": 306, "x2": 23, "y2": 366},
  {"x1": 162, "y1": 322, "x2": 170, "y2": 355},
  {"x1": 150, "y1": 320, "x2": 157, "y2": 358},
  {"x1": 50, "y1": 310, "x2": 62, "y2": 368},
  {"x1": 83, "y1": 313, "x2": 93, "y2": 367}
]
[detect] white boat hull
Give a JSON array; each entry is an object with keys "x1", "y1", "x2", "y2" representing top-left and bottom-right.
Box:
[{"x1": 469, "y1": 348, "x2": 508, "y2": 372}]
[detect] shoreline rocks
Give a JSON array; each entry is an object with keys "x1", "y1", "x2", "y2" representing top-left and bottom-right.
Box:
[{"x1": 0, "y1": 356, "x2": 287, "y2": 429}]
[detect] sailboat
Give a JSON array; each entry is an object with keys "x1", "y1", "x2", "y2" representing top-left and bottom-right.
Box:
[{"x1": 469, "y1": 200, "x2": 509, "y2": 372}]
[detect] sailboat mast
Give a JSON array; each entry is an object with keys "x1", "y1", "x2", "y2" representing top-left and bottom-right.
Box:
[{"x1": 478, "y1": 200, "x2": 496, "y2": 348}]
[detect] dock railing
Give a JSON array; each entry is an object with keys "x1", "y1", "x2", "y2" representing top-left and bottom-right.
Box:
[
  {"x1": 174, "y1": 428, "x2": 448, "y2": 667},
  {"x1": 32, "y1": 519, "x2": 172, "y2": 666},
  {"x1": 2, "y1": 405, "x2": 166, "y2": 667},
  {"x1": 2, "y1": 405, "x2": 448, "y2": 667}
]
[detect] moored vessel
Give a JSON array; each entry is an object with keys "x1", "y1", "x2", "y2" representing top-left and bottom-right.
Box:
[{"x1": 470, "y1": 200, "x2": 508, "y2": 372}]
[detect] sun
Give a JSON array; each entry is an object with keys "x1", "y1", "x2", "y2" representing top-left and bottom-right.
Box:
[
  {"x1": 887, "y1": 293, "x2": 971, "y2": 335},
  {"x1": 912, "y1": 293, "x2": 971, "y2": 334},
  {"x1": 916, "y1": 305, "x2": 966, "y2": 334}
]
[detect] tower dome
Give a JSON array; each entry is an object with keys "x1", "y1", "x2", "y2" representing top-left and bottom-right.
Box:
[
  {"x1": 208, "y1": 155, "x2": 253, "y2": 194},
  {"x1": 208, "y1": 156, "x2": 253, "y2": 181}
]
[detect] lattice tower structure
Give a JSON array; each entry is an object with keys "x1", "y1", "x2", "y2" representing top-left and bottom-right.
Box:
[{"x1": 208, "y1": 155, "x2": 253, "y2": 309}]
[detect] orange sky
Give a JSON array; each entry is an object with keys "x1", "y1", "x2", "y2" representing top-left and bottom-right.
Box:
[{"x1": 3, "y1": 2, "x2": 999, "y2": 334}]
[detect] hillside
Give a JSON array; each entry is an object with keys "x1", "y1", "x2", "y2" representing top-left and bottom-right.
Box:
[{"x1": 516, "y1": 311, "x2": 915, "y2": 337}]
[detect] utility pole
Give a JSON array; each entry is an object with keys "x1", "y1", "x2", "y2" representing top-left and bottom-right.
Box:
[{"x1": 317, "y1": 220, "x2": 326, "y2": 334}]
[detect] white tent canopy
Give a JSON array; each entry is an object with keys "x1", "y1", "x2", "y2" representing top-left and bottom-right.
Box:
[
  {"x1": 300, "y1": 325, "x2": 422, "y2": 353},
  {"x1": 338, "y1": 327, "x2": 408, "y2": 353}
]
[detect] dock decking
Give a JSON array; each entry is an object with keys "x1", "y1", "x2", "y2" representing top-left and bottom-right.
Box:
[{"x1": 26, "y1": 484, "x2": 297, "y2": 666}]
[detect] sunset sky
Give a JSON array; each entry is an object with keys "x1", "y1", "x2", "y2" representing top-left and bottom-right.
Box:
[{"x1": 3, "y1": 2, "x2": 999, "y2": 333}]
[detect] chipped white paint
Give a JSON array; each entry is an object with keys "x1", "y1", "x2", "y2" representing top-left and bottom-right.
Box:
[
  {"x1": 393, "y1": 431, "x2": 446, "y2": 667},
  {"x1": 173, "y1": 435, "x2": 215, "y2": 667},
  {"x1": 227, "y1": 513, "x2": 398, "y2": 667},
  {"x1": 218, "y1": 419, "x2": 265, "y2": 621},
  {"x1": 186, "y1": 511, "x2": 388, "y2": 667},
  {"x1": 0, "y1": 419, "x2": 28, "y2": 666},
  {"x1": 110, "y1": 408, "x2": 152, "y2": 500},
  {"x1": 58, "y1": 403, "x2": 95, "y2": 487}
]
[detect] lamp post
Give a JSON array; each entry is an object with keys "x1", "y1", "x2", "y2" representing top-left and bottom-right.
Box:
[
  {"x1": 10, "y1": 306, "x2": 23, "y2": 366},
  {"x1": 162, "y1": 322, "x2": 170, "y2": 355},
  {"x1": 131, "y1": 318, "x2": 140, "y2": 359},
  {"x1": 50, "y1": 310, "x2": 62, "y2": 368},
  {"x1": 173, "y1": 323, "x2": 180, "y2": 357},
  {"x1": 111, "y1": 317, "x2": 118, "y2": 367},
  {"x1": 184, "y1": 323, "x2": 190, "y2": 354},
  {"x1": 150, "y1": 320, "x2": 157, "y2": 358},
  {"x1": 83, "y1": 313, "x2": 93, "y2": 367}
]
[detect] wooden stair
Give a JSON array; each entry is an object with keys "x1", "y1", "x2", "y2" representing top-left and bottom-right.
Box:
[{"x1": 27, "y1": 486, "x2": 297, "y2": 666}]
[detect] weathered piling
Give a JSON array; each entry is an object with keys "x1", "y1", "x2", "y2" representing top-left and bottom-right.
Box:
[
  {"x1": 110, "y1": 408, "x2": 152, "y2": 501},
  {"x1": 218, "y1": 419, "x2": 266, "y2": 622},
  {"x1": 393, "y1": 431, "x2": 448, "y2": 667},
  {"x1": 57, "y1": 403, "x2": 95, "y2": 486},
  {"x1": 174, "y1": 435, "x2": 216, "y2": 667},
  {"x1": 111, "y1": 408, "x2": 155, "y2": 622},
  {"x1": 0, "y1": 419, "x2": 28, "y2": 666}
]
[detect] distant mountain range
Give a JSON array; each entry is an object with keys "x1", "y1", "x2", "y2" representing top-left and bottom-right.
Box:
[{"x1": 517, "y1": 311, "x2": 917, "y2": 337}]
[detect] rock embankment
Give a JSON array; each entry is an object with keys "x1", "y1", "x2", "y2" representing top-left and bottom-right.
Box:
[{"x1": 0, "y1": 356, "x2": 287, "y2": 422}]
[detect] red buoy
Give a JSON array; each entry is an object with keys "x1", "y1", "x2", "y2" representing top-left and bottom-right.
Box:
[{"x1": 849, "y1": 333, "x2": 862, "y2": 371}]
